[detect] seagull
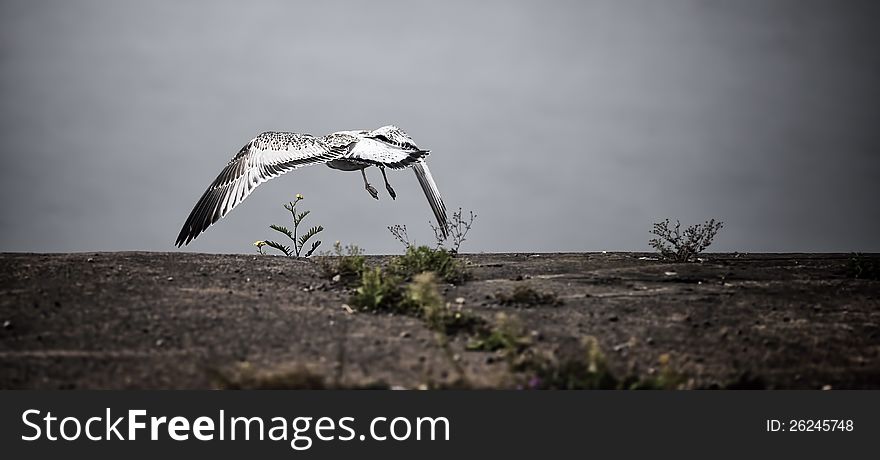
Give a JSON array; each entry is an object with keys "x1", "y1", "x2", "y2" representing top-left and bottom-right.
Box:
[{"x1": 175, "y1": 125, "x2": 448, "y2": 247}]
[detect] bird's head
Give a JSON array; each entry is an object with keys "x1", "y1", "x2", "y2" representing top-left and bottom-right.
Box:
[{"x1": 367, "y1": 125, "x2": 419, "y2": 150}]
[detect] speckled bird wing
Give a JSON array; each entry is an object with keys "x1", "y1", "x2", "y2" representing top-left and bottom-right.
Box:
[{"x1": 176, "y1": 132, "x2": 354, "y2": 246}]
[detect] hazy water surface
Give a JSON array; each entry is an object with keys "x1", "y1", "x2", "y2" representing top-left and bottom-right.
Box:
[{"x1": 1, "y1": 0, "x2": 878, "y2": 253}]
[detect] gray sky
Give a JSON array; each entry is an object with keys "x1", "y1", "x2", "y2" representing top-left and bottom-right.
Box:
[{"x1": 1, "y1": 0, "x2": 878, "y2": 254}]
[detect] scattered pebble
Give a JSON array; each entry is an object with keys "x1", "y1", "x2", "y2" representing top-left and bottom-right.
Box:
[
  {"x1": 342, "y1": 304, "x2": 354, "y2": 314},
  {"x1": 399, "y1": 331, "x2": 411, "y2": 339},
  {"x1": 87, "y1": 258, "x2": 94, "y2": 263},
  {"x1": 2, "y1": 320, "x2": 12, "y2": 329},
  {"x1": 664, "y1": 271, "x2": 677, "y2": 276},
  {"x1": 454, "y1": 297, "x2": 465, "y2": 304},
  {"x1": 331, "y1": 274, "x2": 341, "y2": 283},
  {"x1": 646, "y1": 337, "x2": 654, "y2": 345},
  {"x1": 155, "y1": 339, "x2": 164, "y2": 347},
  {"x1": 821, "y1": 384, "x2": 832, "y2": 391},
  {"x1": 166, "y1": 276, "x2": 174, "y2": 282}
]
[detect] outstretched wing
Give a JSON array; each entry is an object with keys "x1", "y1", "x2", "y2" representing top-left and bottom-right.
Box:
[{"x1": 175, "y1": 132, "x2": 353, "y2": 246}]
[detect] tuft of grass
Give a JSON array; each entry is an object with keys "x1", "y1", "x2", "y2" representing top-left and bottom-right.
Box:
[
  {"x1": 845, "y1": 253, "x2": 880, "y2": 280},
  {"x1": 389, "y1": 245, "x2": 471, "y2": 284},
  {"x1": 351, "y1": 270, "x2": 486, "y2": 335},
  {"x1": 623, "y1": 353, "x2": 687, "y2": 390},
  {"x1": 317, "y1": 241, "x2": 366, "y2": 285},
  {"x1": 255, "y1": 194, "x2": 323, "y2": 257},
  {"x1": 494, "y1": 285, "x2": 562, "y2": 307},
  {"x1": 467, "y1": 313, "x2": 531, "y2": 352},
  {"x1": 404, "y1": 272, "x2": 485, "y2": 334},
  {"x1": 649, "y1": 218, "x2": 723, "y2": 262},
  {"x1": 398, "y1": 272, "x2": 443, "y2": 315},
  {"x1": 508, "y1": 337, "x2": 685, "y2": 390},
  {"x1": 350, "y1": 267, "x2": 405, "y2": 312},
  {"x1": 511, "y1": 336, "x2": 617, "y2": 389},
  {"x1": 210, "y1": 363, "x2": 389, "y2": 389}
]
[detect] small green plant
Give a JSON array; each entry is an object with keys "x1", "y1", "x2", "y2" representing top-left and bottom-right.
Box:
[
  {"x1": 845, "y1": 253, "x2": 880, "y2": 280},
  {"x1": 508, "y1": 337, "x2": 685, "y2": 390},
  {"x1": 210, "y1": 363, "x2": 389, "y2": 389},
  {"x1": 389, "y1": 209, "x2": 476, "y2": 254},
  {"x1": 350, "y1": 267, "x2": 404, "y2": 312},
  {"x1": 494, "y1": 285, "x2": 563, "y2": 307},
  {"x1": 624, "y1": 353, "x2": 687, "y2": 390},
  {"x1": 350, "y1": 270, "x2": 485, "y2": 335},
  {"x1": 399, "y1": 272, "x2": 444, "y2": 314},
  {"x1": 389, "y1": 245, "x2": 471, "y2": 284},
  {"x1": 411, "y1": 273, "x2": 485, "y2": 335},
  {"x1": 318, "y1": 241, "x2": 366, "y2": 284},
  {"x1": 431, "y1": 208, "x2": 476, "y2": 254},
  {"x1": 256, "y1": 194, "x2": 323, "y2": 257},
  {"x1": 467, "y1": 313, "x2": 531, "y2": 352},
  {"x1": 512, "y1": 336, "x2": 617, "y2": 389},
  {"x1": 649, "y1": 218, "x2": 723, "y2": 262}
]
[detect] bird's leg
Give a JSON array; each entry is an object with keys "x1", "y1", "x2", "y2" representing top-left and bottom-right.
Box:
[
  {"x1": 361, "y1": 168, "x2": 379, "y2": 200},
  {"x1": 380, "y1": 166, "x2": 396, "y2": 200}
]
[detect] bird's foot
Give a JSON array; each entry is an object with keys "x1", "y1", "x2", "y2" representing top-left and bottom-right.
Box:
[
  {"x1": 366, "y1": 184, "x2": 379, "y2": 200},
  {"x1": 386, "y1": 183, "x2": 397, "y2": 200}
]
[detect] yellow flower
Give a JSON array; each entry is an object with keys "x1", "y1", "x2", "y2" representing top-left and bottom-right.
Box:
[
  {"x1": 658, "y1": 353, "x2": 670, "y2": 366},
  {"x1": 295, "y1": 193, "x2": 304, "y2": 200},
  {"x1": 254, "y1": 240, "x2": 266, "y2": 247}
]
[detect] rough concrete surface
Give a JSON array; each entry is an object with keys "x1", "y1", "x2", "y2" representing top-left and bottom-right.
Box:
[{"x1": 1, "y1": 252, "x2": 877, "y2": 389}]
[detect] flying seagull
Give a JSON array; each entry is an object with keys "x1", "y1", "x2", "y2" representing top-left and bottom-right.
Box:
[{"x1": 175, "y1": 125, "x2": 448, "y2": 247}]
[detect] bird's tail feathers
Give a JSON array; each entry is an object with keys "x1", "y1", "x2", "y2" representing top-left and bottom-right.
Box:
[{"x1": 413, "y1": 160, "x2": 449, "y2": 238}]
